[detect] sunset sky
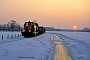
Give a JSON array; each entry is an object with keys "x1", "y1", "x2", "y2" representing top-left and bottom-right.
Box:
[{"x1": 0, "y1": 0, "x2": 90, "y2": 29}]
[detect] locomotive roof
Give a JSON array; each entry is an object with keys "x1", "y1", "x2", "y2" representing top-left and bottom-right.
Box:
[
  {"x1": 25, "y1": 21, "x2": 33, "y2": 23},
  {"x1": 24, "y1": 21, "x2": 39, "y2": 26}
]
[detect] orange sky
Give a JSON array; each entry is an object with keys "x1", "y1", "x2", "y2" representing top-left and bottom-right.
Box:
[{"x1": 0, "y1": 0, "x2": 90, "y2": 29}]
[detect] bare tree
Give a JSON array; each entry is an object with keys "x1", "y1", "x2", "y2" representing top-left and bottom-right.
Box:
[
  {"x1": 8, "y1": 20, "x2": 17, "y2": 32},
  {"x1": 17, "y1": 23, "x2": 21, "y2": 31},
  {"x1": 7, "y1": 20, "x2": 21, "y2": 31},
  {"x1": 0, "y1": 20, "x2": 21, "y2": 31},
  {"x1": 0, "y1": 25, "x2": 2, "y2": 31},
  {"x1": 2, "y1": 24, "x2": 7, "y2": 31}
]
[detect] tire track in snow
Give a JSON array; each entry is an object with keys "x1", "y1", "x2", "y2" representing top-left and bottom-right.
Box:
[
  {"x1": 52, "y1": 33, "x2": 90, "y2": 60},
  {"x1": 51, "y1": 34, "x2": 71, "y2": 60},
  {"x1": 0, "y1": 47, "x2": 9, "y2": 57}
]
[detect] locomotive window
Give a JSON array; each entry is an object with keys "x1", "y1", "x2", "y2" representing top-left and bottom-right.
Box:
[
  {"x1": 26, "y1": 23, "x2": 28, "y2": 26},
  {"x1": 31, "y1": 23, "x2": 33, "y2": 25}
]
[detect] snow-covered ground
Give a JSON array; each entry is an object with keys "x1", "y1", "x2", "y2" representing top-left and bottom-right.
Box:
[
  {"x1": 0, "y1": 31, "x2": 90, "y2": 60},
  {"x1": 0, "y1": 31, "x2": 21, "y2": 40},
  {"x1": 48, "y1": 31, "x2": 90, "y2": 60},
  {"x1": 0, "y1": 31, "x2": 54, "y2": 60}
]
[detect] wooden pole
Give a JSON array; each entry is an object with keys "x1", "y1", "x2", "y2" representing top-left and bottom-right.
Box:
[
  {"x1": 2, "y1": 35, "x2": 3, "y2": 40},
  {"x1": 18, "y1": 34, "x2": 19, "y2": 37},
  {"x1": 11, "y1": 34, "x2": 13, "y2": 39},
  {"x1": 15, "y1": 34, "x2": 16, "y2": 38},
  {"x1": 7, "y1": 35, "x2": 9, "y2": 39}
]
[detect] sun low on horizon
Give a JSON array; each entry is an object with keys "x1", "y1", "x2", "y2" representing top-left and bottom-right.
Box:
[
  {"x1": 73, "y1": 25, "x2": 77, "y2": 30},
  {"x1": 0, "y1": 0, "x2": 90, "y2": 29}
]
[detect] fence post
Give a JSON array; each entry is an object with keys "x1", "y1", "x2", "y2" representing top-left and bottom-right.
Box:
[
  {"x1": 11, "y1": 34, "x2": 13, "y2": 39},
  {"x1": 2, "y1": 35, "x2": 3, "y2": 40},
  {"x1": 15, "y1": 34, "x2": 16, "y2": 38},
  {"x1": 7, "y1": 35, "x2": 9, "y2": 39},
  {"x1": 18, "y1": 34, "x2": 19, "y2": 37}
]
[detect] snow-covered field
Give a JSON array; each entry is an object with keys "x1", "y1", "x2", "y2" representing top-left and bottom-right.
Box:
[
  {"x1": 0, "y1": 31, "x2": 21, "y2": 40},
  {"x1": 0, "y1": 31, "x2": 90, "y2": 60},
  {"x1": 48, "y1": 31, "x2": 90, "y2": 60},
  {"x1": 0, "y1": 31, "x2": 54, "y2": 60}
]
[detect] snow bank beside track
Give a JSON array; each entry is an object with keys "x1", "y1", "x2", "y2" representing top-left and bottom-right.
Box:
[
  {"x1": 0, "y1": 33, "x2": 54, "y2": 60},
  {"x1": 48, "y1": 31, "x2": 90, "y2": 60}
]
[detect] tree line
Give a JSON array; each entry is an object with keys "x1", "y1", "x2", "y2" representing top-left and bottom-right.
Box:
[
  {"x1": 0, "y1": 20, "x2": 22, "y2": 31},
  {"x1": 45, "y1": 27, "x2": 90, "y2": 32}
]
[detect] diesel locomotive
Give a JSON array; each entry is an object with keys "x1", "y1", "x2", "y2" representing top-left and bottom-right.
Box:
[{"x1": 21, "y1": 21, "x2": 45, "y2": 37}]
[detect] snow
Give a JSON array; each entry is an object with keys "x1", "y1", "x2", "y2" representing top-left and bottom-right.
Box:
[
  {"x1": 0, "y1": 31, "x2": 90, "y2": 60},
  {"x1": 0, "y1": 31, "x2": 54, "y2": 60},
  {"x1": 0, "y1": 31, "x2": 21, "y2": 40},
  {"x1": 48, "y1": 31, "x2": 90, "y2": 60}
]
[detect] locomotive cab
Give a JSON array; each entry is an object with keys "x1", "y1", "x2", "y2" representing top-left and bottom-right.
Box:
[{"x1": 21, "y1": 21, "x2": 38, "y2": 37}]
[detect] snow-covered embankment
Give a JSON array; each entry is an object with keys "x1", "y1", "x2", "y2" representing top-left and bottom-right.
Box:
[{"x1": 0, "y1": 32, "x2": 54, "y2": 60}]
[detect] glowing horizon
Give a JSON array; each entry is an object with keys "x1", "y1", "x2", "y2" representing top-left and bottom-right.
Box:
[{"x1": 0, "y1": 0, "x2": 90, "y2": 29}]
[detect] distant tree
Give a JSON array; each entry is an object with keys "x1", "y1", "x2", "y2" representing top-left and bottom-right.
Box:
[
  {"x1": 17, "y1": 23, "x2": 21, "y2": 31},
  {"x1": 8, "y1": 20, "x2": 17, "y2": 32},
  {"x1": 0, "y1": 20, "x2": 21, "y2": 31},
  {"x1": 7, "y1": 20, "x2": 21, "y2": 31},
  {"x1": 2, "y1": 24, "x2": 7, "y2": 31},
  {"x1": 0, "y1": 25, "x2": 2, "y2": 31},
  {"x1": 7, "y1": 23, "x2": 10, "y2": 31}
]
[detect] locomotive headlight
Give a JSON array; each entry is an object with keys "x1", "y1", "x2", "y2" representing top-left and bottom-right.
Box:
[
  {"x1": 34, "y1": 25, "x2": 37, "y2": 31},
  {"x1": 23, "y1": 30, "x2": 25, "y2": 32},
  {"x1": 29, "y1": 30, "x2": 30, "y2": 32},
  {"x1": 26, "y1": 23, "x2": 28, "y2": 26},
  {"x1": 34, "y1": 25, "x2": 36, "y2": 28},
  {"x1": 34, "y1": 25, "x2": 37, "y2": 35},
  {"x1": 34, "y1": 25, "x2": 36, "y2": 30}
]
